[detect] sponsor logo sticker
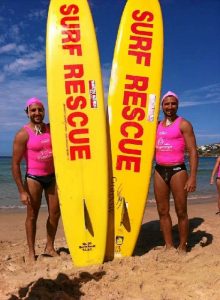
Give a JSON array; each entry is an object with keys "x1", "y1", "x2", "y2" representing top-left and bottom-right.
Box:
[
  {"x1": 147, "y1": 94, "x2": 156, "y2": 122},
  {"x1": 89, "y1": 80, "x2": 98, "y2": 108},
  {"x1": 79, "y1": 242, "x2": 96, "y2": 251},
  {"x1": 116, "y1": 236, "x2": 124, "y2": 245}
]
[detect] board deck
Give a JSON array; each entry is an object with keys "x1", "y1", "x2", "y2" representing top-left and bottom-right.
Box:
[
  {"x1": 46, "y1": 0, "x2": 108, "y2": 266},
  {"x1": 106, "y1": 0, "x2": 164, "y2": 259}
]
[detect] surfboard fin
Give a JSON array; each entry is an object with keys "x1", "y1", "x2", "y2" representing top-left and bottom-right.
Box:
[
  {"x1": 83, "y1": 199, "x2": 94, "y2": 236},
  {"x1": 120, "y1": 198, "x2": 131, "y2": 232}
]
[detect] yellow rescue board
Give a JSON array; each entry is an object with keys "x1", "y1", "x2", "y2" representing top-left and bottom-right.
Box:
[
  {"x1": 46, "y1": 0, "x2": 108, "y2": 266},
  {"x1": 106, "y1": 0, "x2": 163, "y2": 259}
]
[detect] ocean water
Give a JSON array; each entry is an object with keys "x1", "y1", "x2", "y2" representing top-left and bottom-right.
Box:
[
  {"x1": 148, "y1": 156, "x2": 218, "y2": 203},
  {"x1": 0, "y1": 156, "x2": 218, "y2": 209}
]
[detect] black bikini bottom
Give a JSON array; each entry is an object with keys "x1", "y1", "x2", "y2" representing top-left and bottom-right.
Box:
[
  {"x1": 25, "y1": 173, "x2": 55, "y2": 189},
  {"x1": 155, "y1": 163, "x2": 187, "y2": 185}
]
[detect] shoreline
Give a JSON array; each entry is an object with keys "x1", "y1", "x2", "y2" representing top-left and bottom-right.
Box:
[
  {"x1": 0, "y1": 192, "x2": 217, "y2": 211},
  {"x1": 0, "y1": 195, "x2": 217, "y2": 243}
]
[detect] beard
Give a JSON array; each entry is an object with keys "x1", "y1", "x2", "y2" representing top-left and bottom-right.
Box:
[
  {"x1": 29, "y1": 115, "x2": 44, "y2": 124},
  {"x1": 163, "y1": 109, "x2": 177, "y2": 118}
]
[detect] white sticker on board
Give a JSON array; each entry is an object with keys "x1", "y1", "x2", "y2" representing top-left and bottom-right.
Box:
[{"x1": 147, "y1": 94, "x2": 156, "y2": 122}]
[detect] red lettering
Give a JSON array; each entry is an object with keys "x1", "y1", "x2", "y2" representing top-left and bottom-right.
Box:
[
  {"x1": 116, "y1": 72, "x2": 150, "y2": 171},
  {"x1": 123, "y1": 90, "x2": 147, "y2": 107},
  {"x1": 65, "y1": 80, "x2": 85, "y2": 94},
  {"x1": 61, "y1": 17, "x2": 80, "y2": 28},
  {"x1": 129, "y1": 36, "x2": 152, "y2": 51},
  {"x1": 116, "y1": 155, "x2": 141, "y2": 172},
  {"x1": 121, "y1": 122, "x2": 143, "y2": 139},
  {"x1": 62, "y1": 44, "x2": 82, "y2": 56},
  {"x1": 122, "y1": 106, "x2": 145, "y2": 121},
  {"x1": 60, "y1": 4, "x2": 79, "y2": 16},
  {"x1": 132, "y1": 10, "x2": 154, "y2": 23},
  {"x1": 115, "y1": 11, "x2": 155, "y2": 171},
  {"x1": 67, "y1": 111, "x2": 88, "y2": 127},
  {"x1": 69, "y1": 128, "x2": 89, "y2": 144},
  {"x1": 62, "y1": 29, "x2": 80, "y2": 43},
  {"x1": 64, "y1": 64, "x2": 84, "y2": 79},
  {"x1": 129, "y1": 10, "x2": 154, "y2": 66},
  {"x1": 66, "y1": 96, "x2": 86, "y2": 110},
  {"x1": 60, "y1": 5, "x2": 91, "y2": 161},
  {"x1": 60, "y1": 6, "x2": 81, "y2": 54},
  {"x1": 131, "y1": 22, "x2": 153, "y2": 35},
  {"x1": 125, "y1": 75, "x2": 149, "y2": 91},
  {"x1": 70, "y1": 145, "x2": 91, "y2": 160},
  {"x1": 128, "y1": 50, "x2": 151, "y2": 66},
  {"x1": 119, "y1": 139, "x2": 142, "y2": 156}
]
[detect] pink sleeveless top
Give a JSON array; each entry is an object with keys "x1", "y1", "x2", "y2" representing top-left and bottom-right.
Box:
[
  {"x1": 24, "y1": 124, "x2": 54, "y2": 176},
  {"x1": 218, "y1": 165, "x2": 220, "y2": 178},
  {"x1": 155, "y1": 117, "x2": 185, "y2": 165}
]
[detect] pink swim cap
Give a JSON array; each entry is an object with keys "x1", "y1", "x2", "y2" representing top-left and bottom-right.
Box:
[
  {"x1": 161, "y1": 91, "x2": 179, "y2": 103},
  {"x1": 26, "y1": 97, "x2": 44, "y2": 109}
]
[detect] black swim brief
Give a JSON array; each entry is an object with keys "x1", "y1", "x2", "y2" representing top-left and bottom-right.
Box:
[
  {"x1": 155, "y1": 164, "x2": 187, "y2": 185},
  {"x1": 25, "y1": 173, "x2": 55, "y2": 189}
]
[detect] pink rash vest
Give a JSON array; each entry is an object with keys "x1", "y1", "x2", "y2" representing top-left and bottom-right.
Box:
[
  {"x1": 23, "y1": 125, "x2": 54, "y2": 176},
  {"x1": 155, "y1": 117, "x2": 186, "y2": 165},
  {"x1": 218, "y1": 165, "x2": 220, "y2": 178}
]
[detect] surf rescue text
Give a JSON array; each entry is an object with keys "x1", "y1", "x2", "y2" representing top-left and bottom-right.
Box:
[
  {"x1": 116, "y1": 10, "x2": 154, "y2": 172},
  {"x1": 60, "y1": 4, "x2": 91, "y2": 160}
]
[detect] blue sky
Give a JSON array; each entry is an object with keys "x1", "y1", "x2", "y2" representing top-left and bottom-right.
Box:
[{"x1": 0, "y1": 0, "x2": 219, "y2": 156}]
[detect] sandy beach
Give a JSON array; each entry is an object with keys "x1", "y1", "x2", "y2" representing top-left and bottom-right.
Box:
[{"x1": 1, "y1": 198, "x2": 220, "y2": 300}]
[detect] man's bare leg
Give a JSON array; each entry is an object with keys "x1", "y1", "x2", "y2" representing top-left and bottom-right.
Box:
[
  {"x1": 154, "y1": 170, "x2": 174, "y2": 249},
  {"x1": 171, "y1": 171, "x2": 188, "y2": 252},
  {"x1": 44, "y1": 182, "x2": 60, "y2": 256},
  {"x1": 25, "y1": 179, "x2": 42, "y2": 262}
]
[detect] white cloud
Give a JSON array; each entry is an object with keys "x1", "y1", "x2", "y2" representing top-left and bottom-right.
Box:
[
  {"x1": 0, "y1": 76, "x2": 47, "y2": 129},
  {"x1": 0, "y1": 43, "x2": 16, "y2": 54},
  {"x1": 3, "y1": 51, "x2": 45, "y2": 74},
  {"x1": 180, "y1": 99, "x2": 220, "y2": 108},
  {"x1": 0, "y1": 74, "x2": 48, "y2": 155},
  {"x1": 179, "y1": 83, "x2": 220, "y2": 107},
  {"x1": 0, "y1": 43, "x2": 26, "y2": 54}
]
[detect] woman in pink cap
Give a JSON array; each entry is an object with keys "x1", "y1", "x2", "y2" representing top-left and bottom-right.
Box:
[
  {"x1": 12, "y1": 97, "x2": 60, "y2": 262},
  {"x1": 210, "y1": 156, "x2": 220, "y2": 215},
  {"x1": 154, "y1": 91, "x2": 198, "y2": 253}
]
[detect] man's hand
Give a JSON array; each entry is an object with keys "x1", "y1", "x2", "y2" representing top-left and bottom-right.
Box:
[
  {"x1": 184, "y1": 176, "x2": 196, "y2": 193},
  {"x1": 20, "y1": 191, "x2": 31, "y2": 205}
]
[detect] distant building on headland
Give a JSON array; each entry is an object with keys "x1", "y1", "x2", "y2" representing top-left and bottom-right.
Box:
[{"x1": 197, "y1": 143, "x2": 220, "y2": 157}]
